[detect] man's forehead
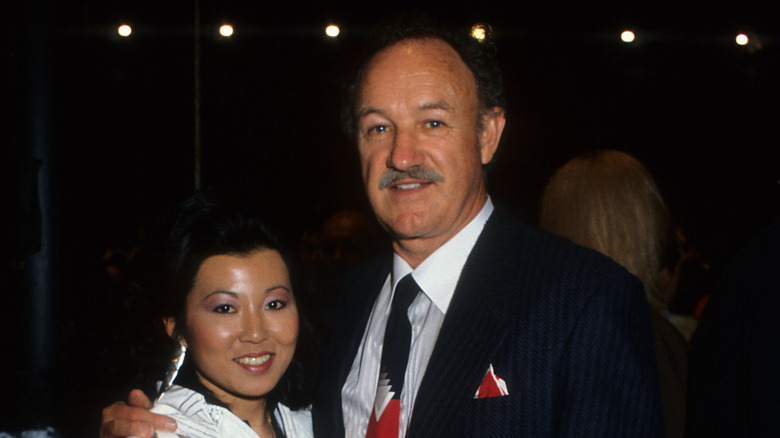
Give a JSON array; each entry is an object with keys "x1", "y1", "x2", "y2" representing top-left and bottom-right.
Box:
[
  {"x1": 367, "y1": 38, "x2": 463, "y2": 74},
  {"x1": 356, "y1": 38, "x2": 477, "y2": 108}
]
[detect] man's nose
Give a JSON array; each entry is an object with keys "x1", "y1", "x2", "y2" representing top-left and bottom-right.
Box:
[{"x1": 386, "y1": 129, "x2": 422, "y2": 171}]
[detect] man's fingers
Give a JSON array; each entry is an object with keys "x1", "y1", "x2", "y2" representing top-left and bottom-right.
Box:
[
  {"x1": 125, "y1": 389, "x2": 177, "y2": 431},
  {"x1": 127, "y1": 389, "x2": 152, "y2": 409},
  {"x1": 100, "y1": 401, "x2": 153, "y2": 438},
  {"x1": 100, "y1": 416, "x2": 155, "y2": 438},
  {"x1": 100, "y1": 396, "x2": 177, "y2": 438}
]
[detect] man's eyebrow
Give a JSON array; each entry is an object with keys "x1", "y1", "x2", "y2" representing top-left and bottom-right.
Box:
[
  {"x1": 356, "y1": 107, "x2": 383, "y2": 119},
  {"x1": 356, "y1": 101, "x2": 453, "y2": 119},
  {"x1": 419, "y1": 101, "x2": 453, "y2": 112}
]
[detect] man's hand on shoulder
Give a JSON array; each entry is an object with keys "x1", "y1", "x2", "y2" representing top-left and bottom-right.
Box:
[{"x1": 99, "y1": 389, "x2": 177, "y2": 438}]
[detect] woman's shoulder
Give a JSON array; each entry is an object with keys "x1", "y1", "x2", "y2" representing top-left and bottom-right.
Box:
[
  {"x1": 150, "y1": 386, "x2": 314, "y2": 437},
  {"x1": 275, "y1": 404, "x2": 314, "y2": 438},
  {"x1": 152, "y1": 385, "x2": 258, "y2": 437},
  {"x1": 151, "y1": 385, "x2": 208, "y2": 417}
]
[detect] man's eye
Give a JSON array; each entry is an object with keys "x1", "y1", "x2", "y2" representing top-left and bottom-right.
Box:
[
  {"x1": 213, "y1": 304, "x2": 235, "y2": 314},
  {"x1": 266, "y1": 300, "x2": 287, "y2": 311},
  {"x1": 364, "y1": 125, "x2": 390, "y2": 137},
  {"x1": 426, "y1": 120, "x2": 443, "y2": 128}
]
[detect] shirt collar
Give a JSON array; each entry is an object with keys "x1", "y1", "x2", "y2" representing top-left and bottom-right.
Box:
[{"x1": 392, "y1": 197, "x2": 494, "y2": 314}]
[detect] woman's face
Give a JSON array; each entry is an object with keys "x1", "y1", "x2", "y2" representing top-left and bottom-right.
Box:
[{"x1": 166, "y1": 249, "x2": 299, "y2": 401}]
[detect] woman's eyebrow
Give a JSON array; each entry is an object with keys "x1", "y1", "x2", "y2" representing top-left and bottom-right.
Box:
[
  {"x1": 265, "y1": 285, "x2": 292, "y2": 295},
  {"x1": 202, "y1": 290, "x2": 238, "y2": 301}
]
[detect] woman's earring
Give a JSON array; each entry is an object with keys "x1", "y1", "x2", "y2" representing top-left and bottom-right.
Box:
[{"x1": 157, "y1": 342, "x2": 187, "y2": 398}]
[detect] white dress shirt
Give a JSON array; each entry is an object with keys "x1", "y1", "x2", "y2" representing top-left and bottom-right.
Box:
[{"x1": 342, "y1": 198, "x2": 494, "y2": 437}]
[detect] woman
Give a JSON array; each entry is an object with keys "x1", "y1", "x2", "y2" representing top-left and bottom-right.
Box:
[
  {"x1": 539, "y1": 149, "x2": 680, "y2": 311},
  {"x1": 148, "y1": 189, "x2": 315, "y2": 438},
  {"x1": 538, "y1": 149, "x2": 687, "y2": 438}
]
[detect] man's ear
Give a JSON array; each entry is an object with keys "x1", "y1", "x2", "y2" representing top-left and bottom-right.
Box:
[
  {"x1": 478, "y1": 107, "x2": 506, "y2": 165},
  {"x1": 163, "y1": 317, "x2": 187, "y2": 347}
]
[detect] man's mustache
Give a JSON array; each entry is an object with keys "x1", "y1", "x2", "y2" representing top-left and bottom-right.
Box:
[{"x1": 378, "y1": 167, "x2": 444, "y2": 190}]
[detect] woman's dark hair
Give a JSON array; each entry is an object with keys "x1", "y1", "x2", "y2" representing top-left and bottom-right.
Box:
[
  {"x1": 341, "y1": 13, "x2": 506, "y2": 142},
  {"x1": 158, "y1": 188, "x2": 317, "y2": 411}
]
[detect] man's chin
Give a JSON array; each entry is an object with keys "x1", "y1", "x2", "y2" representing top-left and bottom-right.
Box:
[{"x1": 381, "y1": 213, "x2": 431, "y2": 239}]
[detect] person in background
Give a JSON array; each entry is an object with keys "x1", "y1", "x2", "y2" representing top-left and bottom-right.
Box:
[
  {"x1": 299, "y1": 209, "x2": 385, "y2": 288},
  {"x1": 686, "y1": 216, "x2": 780, "y2": 437},
  {"x1": 539, "y1": 149, "x2": 687, "y2": 438}
]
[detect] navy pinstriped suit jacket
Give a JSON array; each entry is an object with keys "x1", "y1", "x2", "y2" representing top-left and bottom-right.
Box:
[{"x1": 312, "y1": 207, "x2": 665, "y2": 437}]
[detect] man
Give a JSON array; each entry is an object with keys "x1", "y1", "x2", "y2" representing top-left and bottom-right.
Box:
[{"x1": 101, "y1": 16, "x2": 664, "y2": 437}]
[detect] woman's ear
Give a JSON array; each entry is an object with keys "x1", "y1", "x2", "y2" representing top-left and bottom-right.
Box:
[{"x1": 163, "y1": 317, "x2": 187, "y2": 347}]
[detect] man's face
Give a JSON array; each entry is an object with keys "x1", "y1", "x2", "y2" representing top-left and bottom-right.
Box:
[{"x1": 355, "y1": 38, "x2": 504, "y2": 263}]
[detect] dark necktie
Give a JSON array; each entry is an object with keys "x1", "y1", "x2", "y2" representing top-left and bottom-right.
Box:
[{"x1": 366, "y1": 274, "x2": 420, "y2": 438}]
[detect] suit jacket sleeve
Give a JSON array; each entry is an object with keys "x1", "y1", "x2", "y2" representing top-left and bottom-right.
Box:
[{"x1": 555, "y1": 266, "x2": 665, "y2": 437}]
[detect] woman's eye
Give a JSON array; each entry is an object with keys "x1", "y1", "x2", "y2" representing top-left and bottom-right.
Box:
[
  {"x1": 266, "y1": 299, "x2": 287, "y2": 311},
  {"x1": 213, "y1": 304, "x2": 234, "y2": 314}
]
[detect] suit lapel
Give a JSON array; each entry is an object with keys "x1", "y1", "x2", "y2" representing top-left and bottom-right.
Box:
[
  {"x1": 408, "y1": 210, "x2": 520, "y2": 435},
  {"x1": 338, "y1": 254, "x2": 392, "y2": 385},
  {"x1": 315, "y1": 253, "x2": 392, "y2": 437}
]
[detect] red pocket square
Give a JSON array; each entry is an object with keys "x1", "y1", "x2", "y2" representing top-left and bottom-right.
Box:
[{"x1": 474, "y1": 364, "x2": 509, "y2": 398}]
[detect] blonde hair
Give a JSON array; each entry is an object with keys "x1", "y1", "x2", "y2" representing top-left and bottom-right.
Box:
[{"x1": 539, "y1": 150, "x2": 679, "y2": 310}]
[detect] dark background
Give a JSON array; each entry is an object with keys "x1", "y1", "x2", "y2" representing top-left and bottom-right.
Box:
[{"x1": 2, "y1": 1, "x2": 778, "y2": 436}]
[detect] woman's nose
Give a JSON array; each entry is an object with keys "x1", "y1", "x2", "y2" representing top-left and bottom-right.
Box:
[{"x1": 239, "y1": 310, "x2": 267, "y2": 343}]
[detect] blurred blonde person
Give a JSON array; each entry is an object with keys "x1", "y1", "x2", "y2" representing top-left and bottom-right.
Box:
[{"x1": 539, "y1": 149, "x2": 686, "y2": 438}]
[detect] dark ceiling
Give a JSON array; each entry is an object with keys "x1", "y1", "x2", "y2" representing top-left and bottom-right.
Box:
[{"x1": 9, "y1": 2, "x2": 778, "y2": 246}]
